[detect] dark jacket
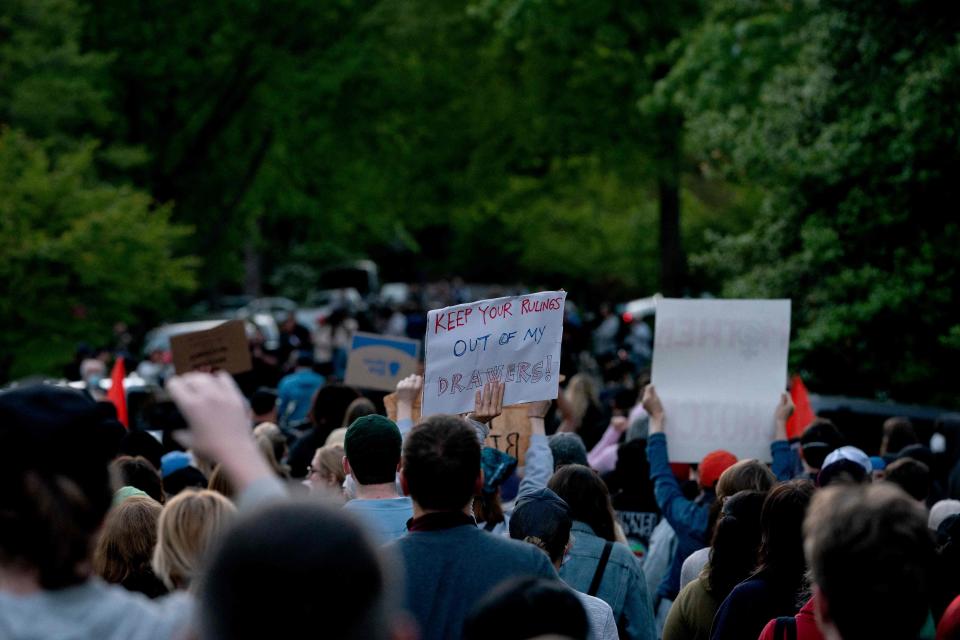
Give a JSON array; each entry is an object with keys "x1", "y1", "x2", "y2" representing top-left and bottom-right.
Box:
[
  {"x1": 391, "y1": 516, "x2": 557, "y2": 640},
  {"x1": 709, "y1": 576, "x2": 800, "y2": 640}
]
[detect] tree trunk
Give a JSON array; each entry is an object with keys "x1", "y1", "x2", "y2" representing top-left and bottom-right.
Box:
[{"x1": 657, "y1": 113, "x2": 687, "y2": 296}]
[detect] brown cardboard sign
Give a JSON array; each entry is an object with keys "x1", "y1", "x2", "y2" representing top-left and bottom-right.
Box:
[
  {"x1": 169, "y1": 320, "x2": 252, "y2": 375},
  {"x1": 383, "y1": 393, "x2": 532, "y2": 465}
]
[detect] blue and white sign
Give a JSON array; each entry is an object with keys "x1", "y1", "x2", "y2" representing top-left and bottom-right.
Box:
[{"x1": 344, "y1": 332, "x2": 421, "y2": 391}]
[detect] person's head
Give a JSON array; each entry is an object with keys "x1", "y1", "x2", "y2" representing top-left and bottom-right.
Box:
[
  {"x1": 698, "y1": 450, "x2": 738, "y2": 491},
  {"x1": 800, "y1": 419, "x2": 844, "y2": 470},
  {"x1": 817, "y1": 445, "x2": 872, "y2": 488},
  {"x1": 547, "y1": 464, "x2": 617, "y2": 542},
  {"x1": 110, "y1": 455, "x2": 164, "y2": 504},
  {"x1": 401, "y1": 415, "x2": 481, "y2": 512},
  {"x1": 0, "y1": 385, "x2": 125, "y2": 589},
  {"x1": 308, "y1": 384, "x2": 361, "y2": 431},
  {"x1": 715, "y1": 458, "x2": 775, "y2": 500},
  {"x1": 295, "y1": 352, "x2": 314, "y2": 369},
  {"x1": 152, "y1": 489, "x2": 236, "y2": 590},
  {"x1": 756, "y1": 479, "x2": 815, "y2": 591},
  {"x1": 549, "y1": 432, "x2": 588, "y2": 471},
  {"x1": 308, "y1": 445, "x2": 346, "y2": 494},
  {"x1": 342, "y1": 397, "x2": 377, "y2": 430},
  {"x1": 881, "y1": 416, "x2": 918, "y2": 457},
  {"x1": 509, "y1": 488, "x2": 572, "y2": 567},
  {"x1": 804, "y1": 483, "x2": 934, "y2": 640},
  {"x1": 704, "y1": 490, "x2": 766, "y2": 599},
  {"x1": 116, "y1": 430, "x2": 164, "y2": 471},
  {"x1": 93, "y1": 496, "x2": 167, "y2": 598},
  {"x1": 207, "y1": 464, "x2": 235, "y2": 499},
  {"x1": 163, "y1": 466, "x2": 208, "y2": 498},
  {"x1": 344, "y1": 415, "x2": 403, "y2": 486},
  {"x1": 463, "y1": 577, "x2": 589, "y2": 640},
  {"x1": 564, "y1": 374, "x2": 599, "y2": 426},
  {"x1": 929, "y1": 499, "x2": 960, "y2": 532},
  {"x1": 249, "y1": 388, "x2": 278, "y2": 423},
  {"x1": 198, "y1": 500, "x2": 404, "y2": 640},
  {"x1": 253, "y1": 422, "x2": 289, "y2": 478},
  {"x1": 884, "y1": 457, "x2": 931, "y2": 503}
]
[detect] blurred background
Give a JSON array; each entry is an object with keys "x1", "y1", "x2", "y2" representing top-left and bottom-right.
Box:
[{"x1": 0, "y1": 0, "x2": 957, "y2": 408}]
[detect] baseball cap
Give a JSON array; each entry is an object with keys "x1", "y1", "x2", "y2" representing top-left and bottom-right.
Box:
[
  {"x1": 699, "y1": 450, "x2": 738, "y2": 489},
  {"x1": 510, "y1": 488, "x2": 572, "y2": 544},
  {"x1": 822, "y1": 446, "x2": 872, "y2": 475},
  {"x1": 481, "y1": 448, "x2": 517, "y2": 495}
]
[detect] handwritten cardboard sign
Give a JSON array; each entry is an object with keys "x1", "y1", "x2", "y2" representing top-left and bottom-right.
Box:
[
  {"x1": 169, "y1": 320, "x2": 252, "y2": 375},
  {"x1": 651, "y1": 299, "x2": 791, "y2": 462},
  {"x1": 422, "y1": 291, "x2": 566, "y2": 417},
  {"x1": 344, "y1": 332, "x2": 420, "y2": 392},
  {"x1": 382, "y1": 391, "x2": 534, "y2": 465}
]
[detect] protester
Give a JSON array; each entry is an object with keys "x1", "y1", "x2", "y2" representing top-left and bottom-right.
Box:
[
  {"x1": 709, "y1": 479, "x2": 815, "y2": 640},
  {"x1": 252, "y1": 422, "x2": 290, "y2": 479},
  {"x1": 930, "y1": 500, "x2": 960, "y2": 532},
  {"x1": 197, "y1": 498, "x2": 410, "y2": 640},
  {"x1": 557, "y1": 374, "x2": 608, "y2": 449},
  {"x1": 342, "y1": 396, "x2": 377, "y2": 429},
  {"x1": 473, "y1": 447, "x2": 518, "y2": 534},
  {"x1": 796, "y1": 419, "x2": 845, "y2": 479},
  {"x1": 881, "y1": 416, "x2": 920, "y2": 459},
  {"x1": 248, "y1": 387, "x2": 278, "y2": 425},
  {"x1": 463, "y1": 577, "x2": 590, "y2": 640},
  {"x1": 885, "y1": 457, "x2": 932, "y2": 503},
  {"x1": 608, "y1": 439, "x2": 661, "y2": 559},
  {"x1": 287, "y1": 383, "x2": 360, "y2": 477},
  {"x1": 116, "y1": 430, "x2": 165, "y2": 472},
  {"x1": 152, "y1": 490, "x2": 236, "y2": 591},
  {"x1": 93, "y1": 496, "x2": 168, "y2": 599},
  {"x1": 110, "y1": 455, "x2": 165, "y2": 504},
  {"x1": 551, "y1": 432, "x2": 590, "y2": 470},
  {"x1": 342, "y1": 415, "x2": 413, "y2": 542},
  {"x1": 548, "y1": 464, "x2": 657, "y2": 639},
  {"x1": 305, "y1": 444, "x2": 346, "y2": 496},
  {"x1": 803, "y1": 483, "x2": 936, "y2": 640},
  {"x1": 0, "y1": 384, "x2": 192, "y2": 639},
  {"x1": 392, "y1": 414, "x2": 557, "y2": 640},
  {"x1": 641, "y1": 385, "x2": 741, "y2": 626},
  {"x1": 588, "y1": 415, "x2": 630, "y2": 474},
  {"x1": 276, "y1": 353, "x2": 325, "y2": 429},
  {"x1": 509, "y1": 488, "x2": 619, "y2": 640},
  {"x1": 664, "y1": 490, "x2": 767, "y2": 640}
]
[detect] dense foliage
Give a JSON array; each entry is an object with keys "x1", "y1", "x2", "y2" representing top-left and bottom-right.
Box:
[{"x1": 0, "y1": 0, "x2": 956, "y2": 405}]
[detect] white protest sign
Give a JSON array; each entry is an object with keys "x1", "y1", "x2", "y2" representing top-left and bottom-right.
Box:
[
  {"x1": 423, "y1": 291, "x2": 566, "y2": 417},
  {"x1": 651, "y1": 299, "x2": 791, "y2": 462}
]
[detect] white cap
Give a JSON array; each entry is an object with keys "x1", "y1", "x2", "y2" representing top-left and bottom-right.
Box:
[
  {"x1": 929, "y1": 500, "x2": 960, "y2": 531},
  {"x1": 822, "y1": 446, "x2": 872, "y2": 475}
]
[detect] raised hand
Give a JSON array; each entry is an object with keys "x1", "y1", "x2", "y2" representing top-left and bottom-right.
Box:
[{"x1": 468, "y1": 381, "x2": 505, "y2": 424}]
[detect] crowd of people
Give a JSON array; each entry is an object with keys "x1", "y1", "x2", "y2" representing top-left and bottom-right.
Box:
[{"x1": 3, "y1": 303, "x2": 960, "y2": 640}]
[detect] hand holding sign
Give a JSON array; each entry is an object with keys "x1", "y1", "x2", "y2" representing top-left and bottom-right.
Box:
[
  {"x1": 467, "y1": 382, "x2": 505, "y2": 424},
  {"x1": 423, "y1": 290, "x2": 566, "y2": 417}
]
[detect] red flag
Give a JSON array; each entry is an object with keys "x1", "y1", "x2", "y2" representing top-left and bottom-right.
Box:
[
  {"x1": 786, "y1": 375, "x2": 814, "y2": 440},
  {"x1": 107, "y1": 357, "x2": 128, "y2": 428}
]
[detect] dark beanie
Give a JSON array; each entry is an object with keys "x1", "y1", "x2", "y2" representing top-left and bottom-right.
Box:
[{"x1": 344, "y1": 415, "x2": 402, "y2": 485}]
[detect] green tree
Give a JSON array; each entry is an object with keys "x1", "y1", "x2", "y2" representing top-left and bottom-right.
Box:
[{"x1": 667, "y1": 0, "x2": 960, "y2": 404}]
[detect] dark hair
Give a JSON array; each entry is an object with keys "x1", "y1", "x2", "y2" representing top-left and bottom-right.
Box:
[
  {"x1": 547, "y1": 464, "x2": 617, "y2": 541},
  {"x1": 463, "y1": 577, "x2": 589, "y2": 640},
  {"x1": 881, "y1": 417, "x2": 918, "y2": 456},
  {"x1": 704, "y1": 490, "x2": 766, "y2": 598},
  {"x1": 818, "y1": 459, "x2": 868, "y2": 487},
  {"x1": 805, "y1": 484, "x2": 934, "y2": 640},
  {"x1": 116, "y1": 430, "x2": 164, "y2": 471},
  {"x1": 402, "y1": 416, "x2": 481, "y2": 511},
  {"x1": 755, "y1": 479, "x2": 814, "y2": 596},
  {"x1": 309, "y1": 384, "x2": 361, "y2": 440},
  {"x1": 800, "y1": 419, "x2": 844, "y2": 469},
  {"x1": 110, "y1": 456, "x2": 164, "y2": 504},
  {"x1": 163, "y1": 466, "x2": 208, "y2": 498},
  {"x1": 473, "y1": 492, "x2": 505, "y2": 527},
  {"x1": 884, "y1": 458, "x2": 931, "y2": 502},
  {"x1": 341, "y1": 397, "x2": 376, "y2": 429},
  {"x1": 249, "y1": 388, "x2": 278, "y2": 416},
  {"x1": 198, "y1": 501, "x2": 390, "y2": 640}
]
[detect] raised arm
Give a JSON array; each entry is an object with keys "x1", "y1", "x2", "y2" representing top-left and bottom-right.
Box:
[
  {"x1": 642, "y1": 385, "x2": 707, "y2": 537},
  {"x1": 166, "y1": 372, "x2": 285, "y2": 508},
  {"x1": 516, "y1": 399, "x2": 554, "y2": 500},
  {"x1": 771, "y1": 391, "x2": 799, "y2": 481}
]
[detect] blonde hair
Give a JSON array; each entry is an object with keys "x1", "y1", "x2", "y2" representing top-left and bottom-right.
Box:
[
  {"x1": 564, "y1": 374, "x2": 598, "y2": 428},
  {"x1": 152, "y1": 489, "x2": 236, "y2": 590},
  {"x1": 253, "y1": 422, "x2": 290, "y2": 478},
  {"x1": 314, "y1": 444, "x2": 346, "y2": 490}
]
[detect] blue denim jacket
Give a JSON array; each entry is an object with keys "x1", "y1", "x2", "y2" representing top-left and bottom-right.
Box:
[
  {"x1": 559, "y1": 521, "x2": 656, "y2": 640},
  {"x1": 646, "y1": 433, "x2": 712, "y2": 602}
]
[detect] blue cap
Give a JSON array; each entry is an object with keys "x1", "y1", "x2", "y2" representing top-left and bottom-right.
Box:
[
  {"x1": 869, "y1": 456, "x2": 886, "y2": 471},
  {"x1": 161, "y1": 451, "x2": 191, "y2": 478},
  {"x1": 481, "y1": 448, "x2": 517, "y2": 494}
]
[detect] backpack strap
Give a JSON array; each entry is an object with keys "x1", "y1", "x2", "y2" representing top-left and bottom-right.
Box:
[
  {"x1": 774, "y1": 616, "x2": 797, "y2": 640},
  {"x1": 587, "y1": 541, "x2": 614, "y2": 596}
]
